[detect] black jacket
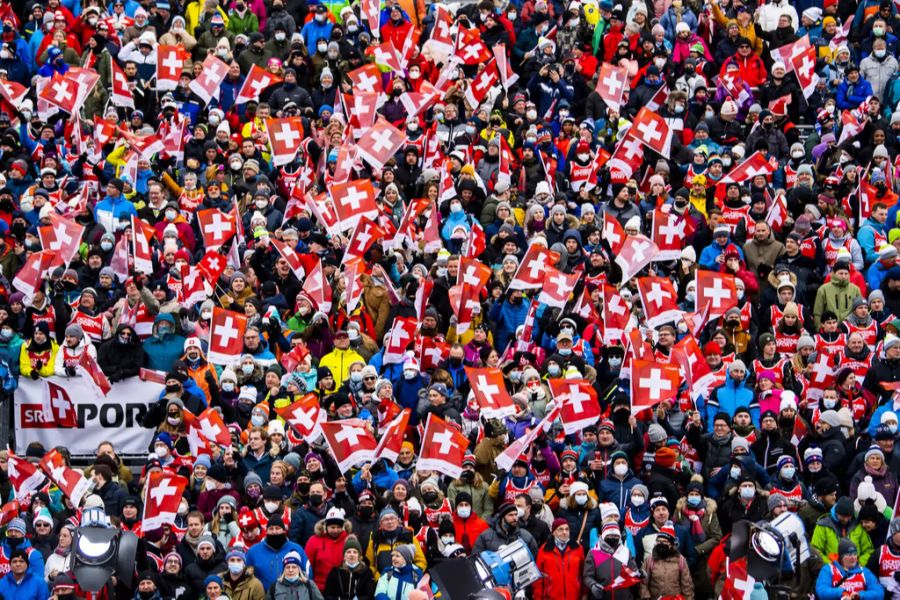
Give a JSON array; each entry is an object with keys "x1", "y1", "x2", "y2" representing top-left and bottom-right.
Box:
[
  {"x1": 323, "y1": 563, "x2": 376, "y2": 600},
  {"x1": 97, "y1": 324, "x2": 146, "y2": 382}
]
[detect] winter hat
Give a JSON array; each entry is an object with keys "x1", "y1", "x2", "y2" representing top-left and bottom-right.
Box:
[
  {"x1": 344, "y1": 535, "x2": 362, "y2": 554},
  {"x1": 818, "y1": 410, "x2": 841, "y2": 429},
  {"x1": 835, "y1": 496, "x2": 855, "y2": 517},
  {"x1": 395, "y1": 544, "x2": 415, "y2": 565},
  {"x1": 551, "y1": 518, "x2": 568, "y2": 533},
  {"x1": 804, "y1": 447, "x2": 823, "y2": 464},
  {"x1": 731, "y1": 437, "x2": 750, "y2": 454},
  {"x1": 655, "y1": 447, "x2": 677, "y2": 468},
  {"x1": 656, "y1": 521, "x2": 677, "y2": 544},
  {"x1": 647, "y1": 424, "x2": 667, "y2": 443},
  {"x1": 33, "y1": 508, "x2": 53, "y2": 526},
  {"x1": 283, "y1": 551, "x2": 304, "y2": 567},
  {"x1": 767, "y1": 493, "x2": 788, "y2": 512},
  {"x1": 838, "y1": 538, "x2": 858, "y2": 557},
  {"x1": 8, "y1": 518, "x2": 27, "y2": 536},
  {"x1": 601, "y1": 521, "x2": 621, "y2": 540},
  {"x1": 379, "y1": 506, "x2": 399, "y2": 521},
  {"x1": 225, "y1": 548, "x2": 246, "y2": 562}
]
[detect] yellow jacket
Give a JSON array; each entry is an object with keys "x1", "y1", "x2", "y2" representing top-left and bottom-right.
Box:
[
  {"x1": 184, "y1": 1, "x2": 229, "y2": 36},
  {"x1": 19, "y1": 341, "x2": 59, "y2": 379},
  {"x1": 318, "y1": 347, "x2": 365, "y2": 384},
  {"x1": 711, "y1": 4, "x2": 762, "y2": 55}
]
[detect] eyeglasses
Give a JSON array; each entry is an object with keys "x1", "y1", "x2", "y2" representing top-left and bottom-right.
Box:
[
  {"x1": 35, "y1": 523, "x2": 50, "y2": 528},
  {"x1": 363, "y1": 376, "x2": 376, "y2": 380}
]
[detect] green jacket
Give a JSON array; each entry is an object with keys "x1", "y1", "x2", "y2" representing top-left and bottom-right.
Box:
[
  {"x1": 813, "y1": 278, "x2": 861, "y2": 328},
  {"x1": 810, "y1": 512, "x2": 873, "y2": 566},
  {"x1": 226, "y1": 10, "x2": 259, "y2": 36}
]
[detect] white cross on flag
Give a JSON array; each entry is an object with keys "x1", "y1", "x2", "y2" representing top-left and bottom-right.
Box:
[
  {"x1": 615, "y1": 234, "x2": 659, "y2": 284},
  {"x1": 302, "y1": 257, "x2": 332, "y2": 313},
  {"x1": 181, "y1": 264, "x2": 210, "y2": 308},
  {"x1": 368, "y1": 39, "x2": 403, "y2": 71},
  {"x1": 414, "y1": 277, "x2": 434, "y2": 321},
  {"x1": 78, "y1": 350, "x2": 111, "y2": 399},
  {"x1": 156, "y1": 45, "x2": 189, "y2": 92},
  {"x1": 672, "y1": 333, "x2": 716, "y2": 401},
  {"x1": 142, "y1": 471, "x2": 189, "y2": 531},
  {"x1": 652, "y1": 209, "x2": 695, "y2": 260},
  {"x1": 266, "y1": 117, "x2": 305, "y2": 167},
  {"x1": 330, "y1": 178, "x2": 378, "y2": 233},
  {"x1": 357, "y1": 117, "x2": 407, "y2": 171},
  {"x1": 197, "y1": 208, "x2": 236, "y2": 251},
  {"x1": 596, "y1": 63, "x2": 628, "y2": 113},
  {"x1": 39, "y1": 448, "x2": 90, "y2": 507},
  {"x1": 347, "y1": 63, "x2": 382, "y2": 94},
  {"x1": 453, "y1": 282, "x2": 482, "y2": 335},
  {"x1": 457, "y1": 256, "x2": 492, "y2": 289},
  {"x1": 131, "y1": 215, "x2": 156, "y2": 275},
  {"x1": 344, "y1": 257, "x2": 366, "y2": 313},
  {"x1": 196, "y1": 407, "x2": 232, "y2": 446},
  {"x1": 270, "y1": 237, "x2": 313, "y2": 281},
  {"x1": 791, "y1": 45, "x2": 819, "y2": 99},
  {"x1": 603, "y1": 284, "x2": 630, "y2": 345},
  {"x1": 549, "y1": 378, "x2": 601, "y2": 435},
  {"x1": 39, "y1": 74, "x2": 80, "y2": 114},
  {"x1": 602, "y1": 212, "x2": 627, "y2": 255},
  {"x1": 208, "y1": 307, "x2": 247, "y2": 365},
  {"x1": 67, "y1": 67, "x2": 100, "y2": 112},
  {"x1": 7, "y1": 450, "x2": 45, "y2": 498},
  {"x1": 538, "y1": 265, "x2": 579, "y2": 309},
  {"x1": 0, "y1": 80, "x2": 27, "y2": 108},
  {"x1": 721, "y1": 150, "x2": 775, "y2": 184},
  {"x1": 464, "y1": 59, "x2": 500, "y2": 109},
  {"x1": 806, "y1": 352, "x2": 835, "y2": 402},
  {"x1": 130, "y1": 133, "x2": 165, "y2": 159},
  {"x1": 384, "y1": 316, "x2": 418, "y2": 364},
  {"x1": 771, "y1": 35, "x2": 811, "y2": 73},
  {"x1": 13, "y1": 250, "x2": 56, "y2": 303},
  {"x1": 637, "y1": 276, "x2": 682, "y2": 328},
  {"x1": 321, "y1": 419, "x2": 377, "y2": 473},
  {"x1": 645, "y1": 84, "x2": 670, "y2": 112},
  {"x1": 182, "y1": 407, "x2": 216, "y2": 457},
  {"x1": 374, "y1": 408, "x2": 412, "y2": 463},
  {"x1": 189, "y1": 54, "x2": 229, "y2": 106},
  {"x1": 41, "y1": 379, "x2": 77, "y2": 428},
  {"x1": 276, "y1": 393, "x2": 324, "y2": 441},
  {"x1": 343, "y1": 216, "x2": 386, "y2": 265},
  {"x1": 400, "y1": 81, "x2": 440, "y2": 118},
  {"x1": 631, "y1": 108, "x2": 673, "y2": 158},
  {"x1": 110, "y1": 59, "x2": 134, "y2": 109},
  {"x1": 236, "y1": 64, "x2": 282, "y2": 105},
  {"x1": 38, "y1": 212, "x2": 83, "y2": 268},
  {"x1": 425, "y1": 4, "x2": 454, "y2": 58},
  {"x1": 454, "y1": 26, "x2": 492, "y2": 65},
  {"x1": 607, "y1": 131, "x2": 645, "y2": 184},
  {"x1": 695, "y1": 271, "x2": 738, "y2": 318},
  {"x1": 630, "y1": 359, "x2": 681, "y2": 412},
  {"x1": 465, "y1": 366, "x2": 515, "y2": 418},
  {"x1": 721, "y1": 558, "x2": 756, "y2": 600},
  {"x1": 766, "y1": 192, "x2": 789, "y2": 232},
  {"x1": 493, "y1": 43, "x2": 519, "y2": 89},
  {"x1": 420, "y1": 336, "x2": 450, "y2": 371},
  {"x1": 418, "y1": 414, "x2": 469, "y2": 478},
  {"x1": 509, "y1": 244, "x2": 561, "y2": 290}
]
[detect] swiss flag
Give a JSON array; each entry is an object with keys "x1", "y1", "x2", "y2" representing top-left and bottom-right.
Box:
[
  {"x1": 343, "y1": 216, "x2": 386, "y2": 265},
  {"x1": 630, "y1": 359, "x2": 680, "y2": 411},
  {"x1": 131, "y1": 215, "x2": 155, "y2": 275},
  {"x1": 332, "y1": 143, "x2": 358, "y2": 185},
  {"x1": 40, "y1": 448, "x2": 90, "y2": 506},
  {"x1": 573, "y1": 284, "x2": 600, "y2": 323},
  {"x1": 357, "y1": 117, "x2": 407, "y2": 170},
  {"x1": 368, "y1": 39, "x2": 403, "y2": 71},
  {"x1": 276, "y1": 394, "x2": 323, "y2": 441},
  {"x1": 457, "y1": 256, "x2": 492, "y2": 289},
  {"x1": 79, "y1": 350, "x2": 112, "y2": 399},
  {"x1": 266, "y1": 117, "x2": 305, "y2": 167},
  {"x1": 208, "y1": 308, "x2": 247, "y2": 365},
  {"x1": 383, "y1": 316, "x2": 418, "y2": 364},
  {"x1": 236, "y1": 64, "x2": 282, "y2": 105},
  {"x1": 418, "y1": 414, "x2": 469, "y2": 478},
  {"x1": 721, "y1": 558, "x2": 756, "y2": 600},
  {"x1": 603, "y1": 284, "x2": 630, "y2": 345},
  {"x1": 672, "y1": 334, "x2": 716, "y2": 400},
  {"x1": 343, "y1": 257, "x2": 367, "y2": 313},
  {"x1": 509, "y1": 244, "x2": 561, "y2": 290},
  {"x1": 330, "y1": 178, "x2": 379, "y2": 233},
  {"x1": 130, "y1": 133, "x2": 165, "y2": 159},
  {"x1": 606, "y1": 131, "x2": 645, "y2": 183},
  {"x1": 321, "y1": 419, "x2": 377, "y2": 473},
  {"x1": 188, "y1": 55, "x2": 229, "y2": 105},
  {"x1": 631, "y1": 108, "x2": 673, "y2": 157},
  {"x1": 549, "y1": 378, "x2": 601, "y2": 435},
  {"x1": 197, "y1": 250, "x2": 228, "y2": 286},
  {"x1": 374, "y1": 408, "x2": 411, "y2": 463},
  {"x1": 39, "y1": 74, "x2": 80, "y2": 114},
  {"x1": 645, "y1": 84, "x2": 670, "y2": 112},
  {"x1": 142, "y1": 471, "x2": 189, "y2": 531},
  {"x1": 615, "y1": 235, "x2": 658, "y2": 284},
  {"x1": 400, "y1": 81, "x2": 440, "y2": 118},
  {"x1": 195, "y1": 408, "x2": 232, "y2": 446},
  {"x1": 427, "y1": 5, "x2": 454, "y2": 56},
  {"x1": 493, "y1": 43, "x2": 519, "y2": 89},
  {"x1": 38, "y1": 212, "x2": 84, "y2": 267},
  {"x1": 197, "y1": 208, "x2": 236, "y2": 251},
  {"x1": 452, "y1": 283, "x2": 481, "y2": 335},
  {"x1": 652, "y1": 209, "x2": 695, "y2": 260},
  {"x1": 13, "y1": 250, "x2": 55, "y2": 300},
  {"x1": 721, "y1": 151, "x2": 775, "y2": 184},
  {"x1": 602, "y1": 212, "x2": 627, "y2": 255},
  {"x1": 465, "y1": 366, "x2": 515, "y2": 418},
  {"x1": 347, "y1": 63, "x2": 382, "y2": 94},
  {"x1": 270, "y1": 237, "x2": 314, "y2": 281},
  {"x1": 766, "y1": 192, "x2": 789, "y2": 232},
  {"x1": 770, "y1": 35, "x2": 811, "y2": 73},
  {"x1": 414, "y1": 278, "x2": 434, "y2": 321},
  {"x1": 596, "y1": 63, "x2": 628, "y2": 112},
  {"x1": 420, "y1": 337, "x2": 450, "y2": 371},
  {"x1": 454, "y1": 27, "x2": 491, "y2": 64},
  {"x1": 156, "y1": 45, "x2": 189, "y2": 91},
  {"x1": 0, "y1": 80, "x2": 27, "y2": 108},
  {"x1": 495, "y1": 404, "x2": 562, "y2": 471},
  {"x1": 0, "y1": 501, "x2": 18, "y2": 530},
  {"x1": 538, "y1": 266, "x2": 578, "y2": 309},
  {"x1": 181, "y1": 264, "x2": 209, "y2": 308},
  {"x1": 464, "y1": 60, "x2": 499, "y2": 109},
  {"x1": 637, "y1": 276, "x2": 681, "y2": 328},
  {"x1": 695, "y1": 271, "x2": 738, "y2": 318},
  {"x1": 110, "y1": 59, "x2": 134, "y2": 109},
  {"x1": 806, "y1": 351, "x2": 835, "y2": 403},
  {"x1": 302, "y1": 257, "x2": 332, "y2": 313},
  {"x1": 41, "y1": 380, "x2": 77, "y2": 428},
  {"x1": 182, "y1": 408, "x2": 215, "y2": 457},
  {"x1": 7, "y1": 450, "x2": 45, "y2": 498}
]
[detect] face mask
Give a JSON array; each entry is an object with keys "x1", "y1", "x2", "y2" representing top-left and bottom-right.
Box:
[
  {"x1": 315, "y1": 14, "x2": 326, "y2": 22},
  {"x1": 275, "y1": 32, "x2": 286, "y2": 41},
  {"x1": 608, "y1": 357, "x2": 622, "y2": 369},
  {"x1": 457, "y1": 506, "x2": 471, "y2": 518},
  {"x1": 165, "y1": 209, "x2": 177, "y2": 221},
  {"x1": 577, "y1": 153, "x2": 590, "y2": 162},
  {"x1": 205, "y1": 479, "x2": 217, "y2": 491},
  {"x1": 230, "y1": 161, "x2": 242, "y2": 171},
  {"x1": 242, "y1": 364, "x2": 254, "y2": 376},
  {"x1": 686, "y1": 291, "x2": 696, "y2": 303},
  {"x1": 575, "y1": 494, "x2": 588, "y2": 506},
  {"x1": 155, "y1": 446, "x2": 168, "y2": 458},
  {"x1": 559, "y1": 347, "x2": 572, "y2": 356},
  {"x1": 350, "y1": 371, "x2": 363, "y2": 383},
  {"x1": 792, "y1": 151, "x2": 804, "y2": 160},
  {"x1": 228, "y1": 562, "x2": 244, "y2": 575},
  {"x1": 631, "y1": 495, "x2": 645, "y2": 506},
  {"x1": 255, "y1": 200, "x2": 268, "y2": 210},
  {"x1": 440, "y1": 535, "x2": 454, "y2": 545},
  {"x1": 508, "y1": 11, "x2": 517, "y2": 19},
  {"x1": 705, "y1": 109, "x2": 715, "y2": 120},
  {"x1": 740, "y1": 486, "x2": 755, "y2": 500},
  {"x1": 510, "y1": 370, "x2": 522, "y2": 382},
  {"x1": 0, "y1": 329, "x2": 11, "y2": 341},
  {"x1": 101, "y1": 241, "x2": 113, "y2": 251},
  {"x1": 548, "y1": 364, "x2": 561, "y2": 376},
  {"x1": 613, "y1": 463, "x2": 627, "y2": 476},
  {"x1": 736, "y1": 289, "x2": 745, "y2": 300},
  {"x1": 284, "y1": 575, "x2": 298, "y2": 583},
  {"x1": 251, "y1": 415, "x2": 266, "y2": 427},
  {"x1": 823, "y1": 398, "x2": 836, "y2": 409},
  {"x1": 526, "y1": 110, "x2": 537, "y2": 120},
  {"x1": 687, "y1": 495, "x2": 701, "y2": 507},
  {"x1": 309, "y1": 494, "x2": 324, "y2": 506},
  {"x1": 654, "y1": 58, "x2": 666, "y2": 68},
  {"x1": 730, "y1": 466, "x2": 741, "y2": 479},
  {"x1": 781, "y1": 466, "x2": 796, "y2": 479},
  {"x1": 465, "y1": 125, "x2": 476, "y2": 136},
  {"x1": 423, "y1": 491, "x2": 438, "y2": 503},
  {"x1": 436, "y1": 267, "x2": 447, "y2": 278},
  {"x1": 167, "y1": 416, "x2": 181, "y2": 426},
  {"x1": 874, "y1": 27, "x2": 885, "y2": 36},
  {"x1": 403, "y1": 369, "x2": 416, "y2": 380},
  {"x1": 876, "y1": 48, "x2": 887, "y2": 58},
  {"x1": 526, "y1": 136, "x2": 537, "y2": 144},
  {"x1": 890, "y1": 424, "x2": 898, "y2": 435},
  {"x1": 264, "y1": 501, "x2": 280, "y2": 513},
  {"x1": 317, "y1": 43, "x2": 327, "y2": 53},
  {"x1": 348, "y1": 24, "x2": 358, "y2": 32},
  {"x1": 450, "y1": 203, "x2": 463, "y2": 213}
]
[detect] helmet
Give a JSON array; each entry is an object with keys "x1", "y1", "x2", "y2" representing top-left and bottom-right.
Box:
[{"x1": 469, "y1": 590, "x2": 513, "y2": 600}]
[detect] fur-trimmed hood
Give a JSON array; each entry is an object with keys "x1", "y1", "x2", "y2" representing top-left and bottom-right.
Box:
[{"x1": 313, "y1": 519, "x2": 353, "y2": 536}]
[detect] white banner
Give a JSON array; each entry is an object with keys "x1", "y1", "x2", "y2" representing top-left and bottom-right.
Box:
[{"x1": 15, "y1": 376, "x2": 164, "y2": 457}]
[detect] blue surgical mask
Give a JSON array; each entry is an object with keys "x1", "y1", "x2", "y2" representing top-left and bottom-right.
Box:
[
  {"x1": 687, "y1": 495, "x2": 701, "y2": 507},
  {"x1": 228, "y1": 562, "x2": 244, "y2": 575},
  {"x1": 781, "y1": 466, "x2": 796, "y2": 480},
  {"x1": 251, "y1": 415, "x2": 266, "y2": 427},
  {"x1": 350, "y1": 371, "x2": 363, "y2": 383},
  {"x1": 559, "y1": 348, "x2": 572, "y2": 356},
  {"x1": 730, "y1": 466, "x2": 741, "y2": 479}
]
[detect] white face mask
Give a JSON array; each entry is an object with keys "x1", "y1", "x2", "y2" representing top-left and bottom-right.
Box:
[
  {"x1": 457, "y1": 506, "x2": 471, "y2": 518},
  {"x1": 781, "y1": 466, "x2": 796, "y2": 480},
  {"x1": 165, "y1": 209, "x2": 177, "y2": 221},
  {"x1": 631, "y1": 495, "x2": 645, "y2": 506},
  {"x1": 613, "y1": 463, "x2": 628, "y2": 476},
  {"x1": 403, "y1": 369, "x2": 416, "y2": 380},
  {"x1": 317, "y1": 42, "x2": 327, "y2": 53},
  {"x1": 275, "y1": 32, "x2": 286, "y2": 41},
  {"x1": 574, "y1": 494, "x2": 588, "y2": 506},
  {"x1": 155, "y1": 446, "x2": 168, "y2": 458},
  {"x1": 264, "y1": 501, "x2": 280, "y2": 513},
  {"x1": 255, "y1": 199, "x2": 268, "y2": 209},
  {"x1": 739, "y1": 486, "x2": 755, "y2": 499},
  {"x1": 242, "y1": 364, "x2": 254, "y2": 375},
  {"x1": 792, "y1": 151, "x2": 804, "y2": 159},
  {"x1": 205, "y1": 479, "x2": 217, "y2": 491},
  {"x1": 515, "y1": 507, "x2": 525, "y2": 518},
  {"x1": 222, "y1": 382, "x2": 235, "y2": 392},
  {"x1": 730, "y1": 466, "x2": 741, "y2": 479},
  {"x1": 251, "y1": 414, "x2": 266, "y2": 427},
  {"x1": 526, "y1": 110, "x2": 538, "y2": 120},
  {"x1": 441, "y1": 535, "x2": 454, "y2": 544}
]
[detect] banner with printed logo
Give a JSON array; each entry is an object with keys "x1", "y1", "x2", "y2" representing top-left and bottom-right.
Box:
[{"x1": 15, "y1": 376, "x2": 163, "y2": 456}]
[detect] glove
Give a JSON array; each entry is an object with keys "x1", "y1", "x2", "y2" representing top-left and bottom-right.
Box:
[
  {"x1": 30, "y1": 370, "x2": 39, "y2": 380},
  {"x1": 65, "y1": 366, "x2": 76, "y2": 377},
  {"x1": 205, "y1": 370, "x2": 215, "y2": 384},
  {"x1": 134, "y1": 276, "x2": 144, "y2": 290}
]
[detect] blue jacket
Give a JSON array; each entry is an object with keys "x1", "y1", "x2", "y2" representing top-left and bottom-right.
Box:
[
  {"x1": 0, "y1": 334, "x2": 24, "y2": 378},
  {"x1": 699, "y1": 239, "x2": 743, "y2": 271},
  {"x1": 599, "y1": 471, "x2": 641, "y2": 514},
  {"x1": 0, "y1": 540, "x2": 45, "y2": 583},
  {"x1": 866, "y1": 260, "x2": 893, "y2": 293},
  {"x1": 858, "y1": 216, "x2": 889, "y2": 265},
  {"x1": 242, "y1": 450, "x2": 274, "y2": 483},
  {"x1": 705, "y1": 454, "x2": 771, "y2": 498},
  {"x1": 836, "y1": 77, "x2": 874, "y2": 110},
  {"x1": 705, "y1": 371, "x2": 758, "y2": 432},
  {"x1": 440, "y1": 210, "x2": 472, "y2": 244},
  {"x1": 93, "y1": 194, "x2": 137, "y2": 229},
  {"x1": 245, "y1": 539, "x2": 310, "y2": 589},
  {"x1": 0, "y1": 571, "x2": 48, "y2": 600},
  {"x1": 815, "y1": 561, "x2": 883, "y2": 600},
  {"x1": 352, "y1": 459, "x2": 399, "y2": 493},
  {"x1": 300, "y1": 19, "x2": 334, "y2": 49},
  {"x1": 289, "y1": 506, "x2": 328, "y2": 547},
  {"x1": 526, "y1": 73, "x2": 575, "y2": 120},
  {"x1": 142, "y1": 314, "x2": 186, "y2": 372},
  {"x1": 868, "y1": 398, "x2": 900, "y2": 437},
  {"x1": 489, "y1": 298, "x2": 530, "y2": 351},
  {"x1": 217, "y1": 76, "x2": 245, "y2": 114},
  {"x1": 634, "y1": 521, "x2": 697, "y2": 567}
]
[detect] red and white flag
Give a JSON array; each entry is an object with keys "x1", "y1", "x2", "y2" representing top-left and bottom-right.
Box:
[
  {"x1": 637, "y1": 276, "x2": 681, "y2": 328},
  {"x1": 652, "y1": 209, "x2": 694, "y2": 260},
  {"x1": 208, "y1": 308, "x2": 247, "y2": 365},
  {"x1": 181, "y1": 264, "x2": 209, "y2": 308},
  {"x1": 383, "y1": 316, "x2": 418, "y2": 364},
  {"x1": 771, "y1": 35, "x2": 811, "y2": 73},
  {"x1": 330, "y1": 179, "x2": 379, "y2": 233},
  {"x1": 721, "y1": 151, "x2": 775, "y2": 184},
  {"x1": 672, "y1": 334, "x2": 716, "y2": 400},
  {"x1": 607, "y1": 132, "x2": 644, "y2": 184},
  {"x1": 549, "y1": 378, "x2": 600, "y2": 435},
  {"x1": 197, "y1": 208, "x2": 236, "y2": 251},
  {"x1": 276, "y1": 394, "x2": 324, "y2": 441},
  {"x1": 0, "y1": 80, "x2": 27, "y2": 108},
  {"x1": 400, "y1": 80, "x2": 439, "y2": 118},
  {"x1": 452, "y1": 283, "x2": 481, "y2": 335},
  {"x1": 130, "y1": 133, "x2": 165, "y2": 159},
  {"x1": 464, "y1": 59, "x2": 499, "y2": 109},
  {"x1": 343, "y1": 257, "x2": 366, "y2": 313},
  {"x1": 142, "y1": 472, "x2": 189, "y2": 531},
  {"x1": 630, "y1": 359, "x2": 680, "y2": 411},
  {"x1": 39, "y1": 212, "x2": 83, "y2": 267},
  {"x1": 368, "y1": 39, "x2": 403, "y2": 71},
  {"x1": 596, "y1": 63, "x2": 628, "y2": 113},
  {"x1": 615, "y1": 235, "x2": 658, "y2": 284},
  {"x1": 538, "y1": 265, "x2": 578, "y2": 309},
  {"x1": 7, "y1": 450, "x2": 45, "y2": 498},
  {"x1": 602, "y1": 212, "x2": 627, "y2": 255},
  {"x1": 721, "y1": 558, "x2": 756, "y2": 600},
  {"x1": 457, "y1": 256, "x2": 492, "y2": 289},
  {"x1": 78, "y1": 350, "x2": 112, "y2": 399},
  {"x1": 603, "y1": 284, "x2": 630, "y2": 345},
  {"x1": 493, "y1": 43, "x2": 518, "y2": 88},
  {"x1": 695, "y1": 271, "x2": 738, "y2": 318},
  {"x1": 420, "y1": 337, "x2": 450, "y2": 371},
  {"x1": 414, "y1": 278, "x2": 434, "y2": 321},
  {"x1": 302, "y1": 257, "x2": 332, "y2": 313},
  {"x1": 110, "y1": 59, "x2": 134, "y2": 109},
  {"x1": 131, "y1": 215, "x2": 155, "y2": 275},
  {"x1": 270, "y1": 237, "x2": 315, "y2": 281},
  {"x1": 766, "y1": 192, "x2": 789, "y2": 232},
  {"x1": 454, "y1": 27, "x2": 491, "y2": 64},
  {"x1": 465, "y1": 367, "x2": 515, "y2": 418},
  {"x1": 495, "y1": 404, "x2": 561, "y2": 471},
  {"x1": 195, "y1": 407, "x2": 232, "y2": 446},
  {"x1": 509, "y1": 244, "x2": 560, "y2": 290},
  {"x1": 347, "y1": 63, "x2": 382, "y2": 94},
  {"x1": 39, "y1": 74, "x2": 80, "y2": 114},
  {"x1": 829, "y1": 15, "x2": 854, "y2": 51},
  {"x1": 791, "y1": 45, "x2": 819, "y2": 99},
  {"x1": 343, "y1": 217, "x2": 386, "y2": 265},
  {"x1": 357, "y1": 117, "x2": 407, "y2": 170},
  {"x1": 631, "y1": 107, "x2": 673, "y2": 157},
  {"x1": 189, "y1": 54, "x2": 229, "y2": 105},
  {"x1": 806, "y1": 351, "x2": 835, "y2": 402},
  {"x1": 645, "y1": 85, "x2": 670, "y2": 112},
  {"x1": 321, "y1": 420, "x2": 377, "y2": 473},
  {"x1": 40, "y1": 449, "x2": 90, "y2": 506},
  {"x1": 426, "y1": 5, "x2": 454, "y2": 57},
  {"x1": 236, "y1": 64, "x2": 282, "y2": 105},
  {"x1": 267, "y1": 117, "x2": 305, "y2": 167},
  {"x1": 41, "y1": 380, "x2": 77, "y2": 428},
  {"x1": 418, "y1": 414, "x2": 469, "y2": 478},
  {"x1": 374, "y1": 408, "x2": 411, "y2": 462},
  {"x1": 156, "y1": 45, "x2": 188, "y2": 91},
  {"x1": 13, "y1": 250, "x2": 55, "y2": 301}
]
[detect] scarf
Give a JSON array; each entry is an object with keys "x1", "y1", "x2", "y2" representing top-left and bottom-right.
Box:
[
  {"x1": 183, "y1": 530, "x2": 203, "y2": 552},
  {"x1": 682, "y1": 505, "x2": 706, "y2": 541}
]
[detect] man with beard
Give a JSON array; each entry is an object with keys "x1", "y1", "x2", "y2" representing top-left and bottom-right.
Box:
[{"x1": 245, "y1": 516, "x2": 309, "y2": 589}]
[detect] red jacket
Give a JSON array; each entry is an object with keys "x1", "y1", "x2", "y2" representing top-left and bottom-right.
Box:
[
  {"x1": 452, "y1": 513, "x2": 488, "y2": 554},
  {"x1": 304, "y1": 525, "x2": 349, "y2": 591},
  {"x1": 379, "y1": 18, "x2": 412, "y2": 50},
  {"x1": 533, "y1": 540, "x2": 585, "y2": 600},
  {"x1": 719, "y1": 53, "x2": 768, "y2": 88}
]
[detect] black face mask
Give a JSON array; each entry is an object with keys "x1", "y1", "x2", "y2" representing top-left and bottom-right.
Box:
[
  {"x1": 449, "y1": 357, "x2": 463, "y2": 368},
  {"x1": 296, "y1": 482, "x2": 310, "y2": 495},
  {"x1": 6, "y1": 537, "x2": 22, "y2": 548},
  {"x1": 461, "y1": 470, "x2": 475, "y2": 482},
  {"x1": 139, "y1": 591, "x2": 156, "y2": 600},
  {"x1": 359, "y1": 505, "x2": 374, "y2": 518},
  {"x1": 267, "y1": 533, "x2": 287, "y2": 549},
  {"x1": 422, "y1": 491, "x2": 438, "y2": 503},
  {"x1": 309, "y1": 494, "x2": 324, "y2": 507},
  {"x1": 165, "y1": 383, "x2": 182, "y2": 394}
]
